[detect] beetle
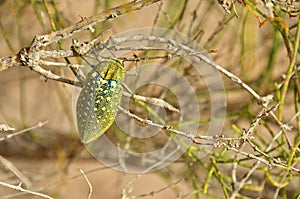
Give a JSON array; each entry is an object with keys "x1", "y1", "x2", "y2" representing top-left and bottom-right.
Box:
[{"x1": 76, "y1": 58, "x2": 124, "y2": 144}]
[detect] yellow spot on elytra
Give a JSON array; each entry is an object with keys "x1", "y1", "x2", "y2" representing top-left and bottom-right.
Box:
[
  {"x1": 110, "y1": 81, "x2": 117, "y2": 86},
  {"x1": 91, "y1": 72, "x2": 97, "y2": 77}
]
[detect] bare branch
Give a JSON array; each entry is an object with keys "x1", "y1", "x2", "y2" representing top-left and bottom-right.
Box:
[
  {"x1": 0, "y1": 124, "x2": 15, "y2": 131},
  {"x1": 80, "y1": 169, "x2": 93, "y2": 199},
  {"x1": 0, "y1": 155, "x2": 31, "y2": 189},
  {"x1": 0, "y1": 121, "x2": 48, "y2": 142},
  {"x1": 0, "y1": 181, "x2": 53, "y2": 199}
]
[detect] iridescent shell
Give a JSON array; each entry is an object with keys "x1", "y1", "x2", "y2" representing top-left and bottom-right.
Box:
[{"x1": 76, "y1": 59, "x2": 124, "y2": 143}]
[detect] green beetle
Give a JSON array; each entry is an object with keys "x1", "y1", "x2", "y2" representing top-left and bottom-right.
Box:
[{"x1": 76, "y1": 59, "x2": 124, "y2": 144}]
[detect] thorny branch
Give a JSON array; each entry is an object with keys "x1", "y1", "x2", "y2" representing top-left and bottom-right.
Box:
[
  {"x1": 99, "y1": 34, "x2": 273, "y2": 104},
  {"x1": 0, "y1": 0, "x2": 162, "y2": 83}
]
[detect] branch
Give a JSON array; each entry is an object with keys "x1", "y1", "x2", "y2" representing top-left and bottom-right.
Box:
[
  {"x1": 100, "y1": 35, "x2": 273, "y2": 105},
  {"x1": 80, "y1": 169, "x2": 93, "y2": 199},
  {"x1": 0, "y1": 0, "x2": 162, "y2": 84},
  {"x1": 0, "y1": 181, "x2": 53, "y2": 199},
  {"x1": 0, "y1": 155, "x2": 31, "y2": 189},
  {"x1": 0, "y1": 121, "x2": 48, "y2": 142}
]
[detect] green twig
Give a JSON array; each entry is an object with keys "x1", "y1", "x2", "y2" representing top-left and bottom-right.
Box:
[{"x1": 278, "y1": 14, "x2": 300, "y2": 121}]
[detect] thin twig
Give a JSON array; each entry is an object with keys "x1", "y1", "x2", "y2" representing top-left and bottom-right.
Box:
[
  {"x1": 79, "y1": 169, "x2": 93, "y2": 199},
  {"x1": 133, "y1": 178, "x2": 183, "y2": 198},
  {"x1": 278, "y1": 13, "x2": 300, "y2": 120},
  {"x1": 0, "y1": 0, "x2": 162, "y2": 85},
  {"x1": 2, "y1": 164, "x2": 121, "y2": 199},
  {"x1": 119, "y1": 105, "x2": 256, "y2": 146},
  {"x1": 0, "y1": 181, "x2": 53, "y2": 199},
  {"x1": 0, "y1": 124, "x2": 15, "y2": 131},
  {"x1": 0, "y1": 121, "x2": 48, "y2": 142},
  {"x1": 229, "y1": 112, "x2": 298, "y2": 198},
  {"x1": 0, "y1": 155, "x2": 31, "y2": 189},
  {"x1": 100, "y1": 35, "x2": 272, "y2": 104},
  {"x1": 122, "y1": 84, "x2": 179, "y2": 113}
]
